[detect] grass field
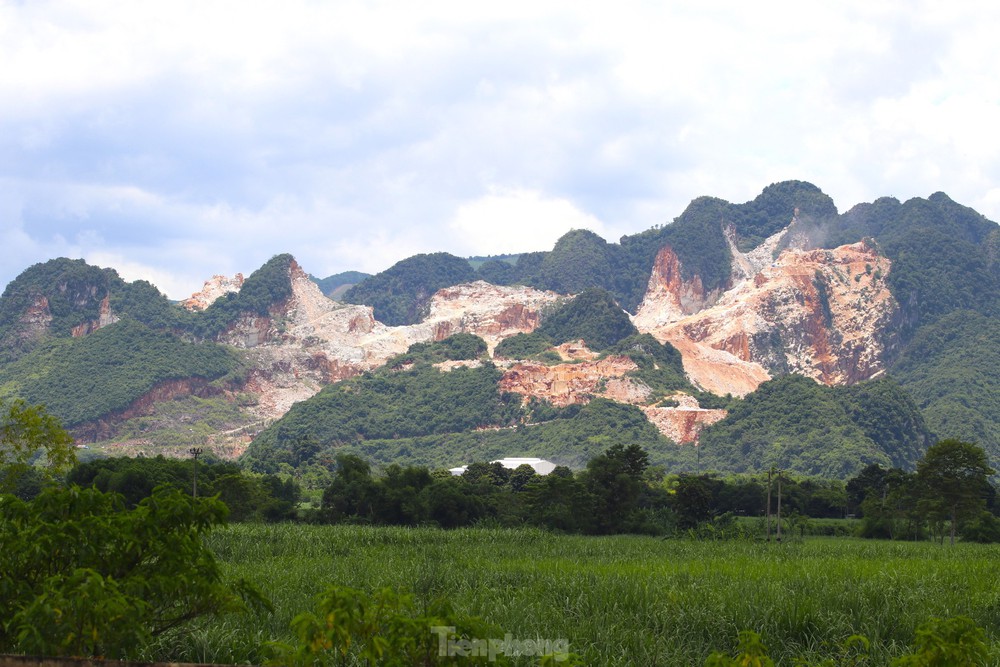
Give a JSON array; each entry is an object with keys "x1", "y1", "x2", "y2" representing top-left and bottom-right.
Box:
[{"x1": 150, "y1": 524, "x2": 1000, "y2": 665}]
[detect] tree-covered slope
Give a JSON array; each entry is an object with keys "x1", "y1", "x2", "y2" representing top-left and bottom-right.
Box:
[
  {"x1": 245, "y1": 354, "x2": 523, "y2": 471},
  {"x1": 607, "y1": 333, "x2": 693, "y2": 396},
  {"x1": 309, "y1": 271, "x2": 371, "y2": 299},
  {"x1": 0, "y1": 254, "x2": 301, "y2": 434},
  {"x1": 0, "y1": 319, "x2": 242, "y2": 428},
  {"x1": 889, "y1": 310, "x2": 1000, "y2": 460},
  {"x1": 338, "y1": 182, "x2": 839, "y2": 319},
  {"x1": 494, "y1": 288, "x2": 637, "y2": 358},
  {"x1": 669, "y1": 375, "x2": 932, "y2": 478},
  {"x1": 0, "y1": 258, "x2": 182, "y2": 360},
  {"x1": 831, "y1": 193, "x2": 999, "y2": 335},
  {"x1": 343, "y1": 252, "x2": 476, "y2": 326},
  {"x1": 349, "y1": 398, "x2": 671, "y2": 470},
  {"x1": 188, "y1": 254, "x2": 296, "y2": 338}
]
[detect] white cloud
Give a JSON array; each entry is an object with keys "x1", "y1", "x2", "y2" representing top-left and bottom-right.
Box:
[
  {"x1": 449, "y1": 187, "x2": 609, "y2": 256},
  {"x1": 2, "y1": 0, "x2": 999, "y2": 299}
]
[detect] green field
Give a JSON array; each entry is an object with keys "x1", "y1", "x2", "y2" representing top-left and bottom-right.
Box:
[{"x1": 145, "y1": 524, "x2": 1000, "y2": 665}]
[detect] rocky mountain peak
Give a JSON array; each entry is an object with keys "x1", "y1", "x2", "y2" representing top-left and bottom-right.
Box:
[{"x1": 181, "y1": 273, "x2": 245, "y2": 311}]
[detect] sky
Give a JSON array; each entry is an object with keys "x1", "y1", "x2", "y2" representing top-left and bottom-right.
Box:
[{"x1": 2, "y1": 1, "x2": 1000, "y2": 299}]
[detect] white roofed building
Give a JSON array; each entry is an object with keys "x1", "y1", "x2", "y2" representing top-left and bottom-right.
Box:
[{"x1": 448, "y1": 457, "x2": 558, "y2": 476}]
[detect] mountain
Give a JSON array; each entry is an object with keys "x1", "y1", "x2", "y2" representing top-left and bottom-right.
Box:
[
  {"x1": 0, "y1": 181, "x2": 996, "y2": 476},
  {"x1": 309, "y1": 271, "x2": 371, "y2": 300}
]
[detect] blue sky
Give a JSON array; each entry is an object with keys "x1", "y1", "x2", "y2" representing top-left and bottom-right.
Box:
[{"x1": 2, "y1": 1, "x2": 999, "y2": 299}]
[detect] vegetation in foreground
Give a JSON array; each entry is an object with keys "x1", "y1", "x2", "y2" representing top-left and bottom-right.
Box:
[
  {"x1": 5, "y1": 400, "x2": 1000, "y2": 664},
  {"x1": 189, "y1": 524, "x2": 1000, "y2": 665}
]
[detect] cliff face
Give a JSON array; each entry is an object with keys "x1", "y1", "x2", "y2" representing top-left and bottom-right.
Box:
[
  {"x1": 634, "y1": 228, "x2": 898, "y2": 396},
  {"x1": 15, "y1": 295, "x2": 53, "y2": 345},
  {"x1": 71, "y1": 296, "x2": 119, "y2": 337},
  {"x1": 218, "y1": 263, "x2": 564, "y2": 421},
  {"x1": 496, "y1": 343, "x2": 725, "y2": 444},
  {"x1": 499, "y1": 354, "x2": 644, "y2": 407},
  {"x1": 182, "y1": 274, "x2": 245, "y2": 311}
]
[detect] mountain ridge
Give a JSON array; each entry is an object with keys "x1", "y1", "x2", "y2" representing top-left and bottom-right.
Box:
[{"x1": 1, "y1": 180, "x2": 997, "y2": 477}]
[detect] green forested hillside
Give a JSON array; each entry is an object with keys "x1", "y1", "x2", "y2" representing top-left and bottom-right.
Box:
[
  {"x1": 0, "y1": 255, "x2": 298, "y2": 433},
  {"x1": 830, "y1": 193, "x2": 1000, "y2": 334},
  {"x1": 251, "y1": 394, "x2": 670, "y2": 472},
  {"x1": 351, "y1": 398, "x2": 671, "y2": 470},
  {"x1": 341, "y1": 181, "x2": 841, "y2": 319},
  {"x1": 0, "y1": 182, "x2": 995, "y2": 479},
  {"x1": 522, "y1": 229, "x2": 618, "y2": 295},
  {"x1": 0, "y1": 253, "x2": 305, "y2": 348},
  {"x1": 0, "y1": 319, "x2": 242, "y2": 428},
  {"x1": 607, "y1": 333, "x2": 692, "y2": 396},
  {"x1": 494, "y1": 288, "x2": 637, "y2": 356},
  {"x1": 309, "y1": 271, "x2": 371, "y2": 298},
  {"x1": 669, "y1": 375, "x2": 932, "y2": 478},
  {"x1": 535, "y1": 288, "x2": 637, "y2": 350},
  {"x1": 342, "y1": 252, "x2": 476, "y2": 325},
  {"x1": 890, "y1": 311, "x2": 1000, "y2": 459},
  {"x1": 244, "y1": 359, "x2": 523, "y2": 471},
  {"x1": 189, "y1": 254, "x2": 295, "y2": 338},
  {"x1": 0, "y1": 258, "x2": 182, "y2": 360},
  {"x1": 246, "y1": 337, "x2": 933, "y2": 479}
]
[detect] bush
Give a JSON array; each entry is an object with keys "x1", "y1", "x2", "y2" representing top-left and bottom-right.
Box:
[{"x1": 0, "y1": 485, "x2": 266, "y2": 658}]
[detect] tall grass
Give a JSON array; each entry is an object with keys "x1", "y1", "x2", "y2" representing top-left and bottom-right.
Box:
[{"x1": 147, "y1": 525, "x2": 1000, "y2": 665}]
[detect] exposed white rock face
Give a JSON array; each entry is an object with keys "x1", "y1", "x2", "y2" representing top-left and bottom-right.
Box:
[
  {"x1": 226, "y1": 263, "x2": 564, "y2": 421},
  {"x1": 634, "y1": 225, "x2": 898, "y2": 396},
  {"x1": 182, "y1": 274, "x2": 245, "y2": 311}
]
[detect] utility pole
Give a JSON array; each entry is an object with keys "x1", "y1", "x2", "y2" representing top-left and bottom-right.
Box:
[
  {"x1": 766, "y1": 467, "x2": 773, "y2": 542},
  {"x1": 189, "y1": 447, "x2": 203, "y2": 498},
  {"x1": 776, "y1": 469, "x2": 783, "y2": 543}
]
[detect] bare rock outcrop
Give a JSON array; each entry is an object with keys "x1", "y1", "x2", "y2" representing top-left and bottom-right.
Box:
[
  {"x1": 182, "y1": 274, "x2": 245, "y2": 311},
  {"x1": 14, "y1": 295, "x2": 53, "y2": 345},
  {"x1": 642, "y1": 393, "x2": 727, "y2": 444},
  {"x1": 499, "y1": 356, "x2": 642, "y2": 407},
  {"x1": 221, "y1": 263, "x2": 564, "y2": 421},
  {"x1": 71, "y1": 296, "x2": 120, "y2": 337},
  {"x1": 634, "y1": 229, "x2": 898, "y2": 395}
]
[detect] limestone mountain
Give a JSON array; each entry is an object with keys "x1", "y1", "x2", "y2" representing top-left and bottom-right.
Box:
[{"x1": 0, "y1": 180, "x2": 996, "y2": 476}]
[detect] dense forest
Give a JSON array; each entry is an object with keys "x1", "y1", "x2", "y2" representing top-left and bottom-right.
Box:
[
  {"x1": 674, "y1": 375, "x2": 932, "y2": 478},
  {"x1": 0, "y1": 319, "x2": 242, "y2": 428}
]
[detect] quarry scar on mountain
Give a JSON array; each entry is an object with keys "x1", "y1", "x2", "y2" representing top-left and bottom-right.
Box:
[{"x1": 633, "y1": 225, "x2": 897, "y2": 396}]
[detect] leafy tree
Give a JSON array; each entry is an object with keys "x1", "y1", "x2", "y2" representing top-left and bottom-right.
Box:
[
  {"x1": 916, "y1": 439, "x2": 995, "y2": 545},
  {"x1": 507, "y1": 464, "x2": 537, "y2": 492},
  {"x1": 671, "y1": 475, "x2": 716, "y2": 529},
  {"x1": 0, "y1": 485, "x2": 264, "y2": 658},
  {"x1": 846, "y1": 463, "x2": 890, "y2": 515},
  {"x1": 0, "y1": 399, "x2": 75, "y2": 494},
  {"x1": 583, "y1": 444, "x2": 653, "y2": 534}
]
